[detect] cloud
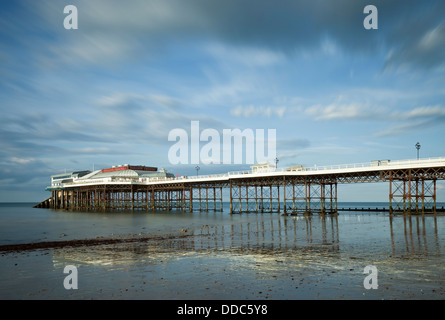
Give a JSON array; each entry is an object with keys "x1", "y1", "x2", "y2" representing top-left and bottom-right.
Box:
[
  {"x1": 374, "y1": 119, "x2": 435, "y2": 137},
  {"x1": 398, "y1": 105, "x2": 445, "y2": 119},
  {"x1": 375, "y1": 105, "x2": 445, "y2": 137},
  {"x1": 231, "y1": 105, "x2": 286, "y2": 118},
  {"x1": 148, "y1": 94, "x2": 183, "y2": 110},
  {"x1": 187, "y1": 78, "x2": 256, "y2": 108},
  {"x1": 384, "y1": 11, "x2": 445, "y2": 71},
  {"x1": 11, "y1": 157, "x2": 35, "y2": 165},
  {"x1": 0, "y1": 130, "x2": 64, "y2": 159},
  {"x1": 93, "y1": 91, "x2": 231, "y2": 144},
  {"x1": 68, "y1": 147, "x2": 115, "y2": 155},
  {"x1": 2, "y1": 0, "x2": 442, "y2": 76},
  {"x1": 266, "y1": 138, "x2": 311, "y2": 166},
  {"x1": 302, "y1": 98, "x2": 445, "y2": 137},
  {"x1": 25, "y1": 0, "x2": 432, "y2": 64},
  {"x1": 276, "y1": 138, "x2": 311, "y2": 163},
  {"x1": 96, "y1": 92, "x2": 182, "y2": 111},
  {"x1": 305, "y1": 103, "x2": 382, "y2": 120},
  {"x1": 206, "y1": 44, "x2": 286, "y2": 67},
  {"x1": 0, "y1": 157, "x2": 52, "y2": 186}
]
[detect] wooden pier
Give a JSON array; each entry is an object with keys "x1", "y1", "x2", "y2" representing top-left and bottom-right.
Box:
[{"x1": 36, "y1": 158, "x2": 445, "y2": 215}]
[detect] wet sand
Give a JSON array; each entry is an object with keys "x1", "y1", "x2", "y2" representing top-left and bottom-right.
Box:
[
  {"x1": 0, "y1": 230, "x2": 193, "y2": 253},
  {"x1": 1, "y1": 213, "x2": 444, "y2": 300}
]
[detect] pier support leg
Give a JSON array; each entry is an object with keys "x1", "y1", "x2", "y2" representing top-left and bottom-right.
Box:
[
  {"x1": 229, "y1": 181, "x2": 233, "y2": 214},
  {"x1": 389, "y1": 177, "x2": 436, "y2": 214}
]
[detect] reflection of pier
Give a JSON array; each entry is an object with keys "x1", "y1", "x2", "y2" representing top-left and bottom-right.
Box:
[
  {"x1": 389, "y1": 214, "x2": 442, "y2": 257},
  {"x1": 51, "y1": 215, "x2": 341, "y2": 268},
  {"x1": 49, "y1": 215, "x2": 442, "y2": 271},
  {"x1": 38, "y1": 157, "x2": 445, "y2": 214},
  {"x1": 162, "y1": 215, "x2": 341, "y2": 254}
]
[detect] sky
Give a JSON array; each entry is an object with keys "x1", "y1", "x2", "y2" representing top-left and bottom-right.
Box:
[{"x1": 1, "y1": 0, "x2": 445, "y2": 202}]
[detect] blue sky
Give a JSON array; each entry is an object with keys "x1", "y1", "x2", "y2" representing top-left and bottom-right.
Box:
[{"x1": 1, "y1": 0, "x2": 445, "y2": 202}]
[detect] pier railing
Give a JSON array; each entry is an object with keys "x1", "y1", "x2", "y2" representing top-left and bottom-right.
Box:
[{"x1": 223, "y1": 157, "x2": 445, "y2": 177}]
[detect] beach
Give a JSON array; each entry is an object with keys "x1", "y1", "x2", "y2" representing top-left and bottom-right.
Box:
[{"x1": 0, "y1": 203, "x2": 444, "y2": 300}]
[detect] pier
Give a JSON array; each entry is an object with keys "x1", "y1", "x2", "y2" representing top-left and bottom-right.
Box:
[{"x1": 36, "y1": 157, "x2": 445, "y2": 215}]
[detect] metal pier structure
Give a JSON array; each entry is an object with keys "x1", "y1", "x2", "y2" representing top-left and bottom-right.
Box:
[{"x1": 37, "y1": 158, "x2": 445, "y2": 215}]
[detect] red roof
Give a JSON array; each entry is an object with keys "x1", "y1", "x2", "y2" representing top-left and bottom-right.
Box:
[{"x1": 101, "y1": 165, "x2": 157, "y2": 173}]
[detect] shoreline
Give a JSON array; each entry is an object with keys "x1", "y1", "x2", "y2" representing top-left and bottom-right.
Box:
[{"x1": 0, "y1": 231, "x2": 194, "y2": 253}]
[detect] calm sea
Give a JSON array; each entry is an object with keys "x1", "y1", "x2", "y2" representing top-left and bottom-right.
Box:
[{"x1": 0, "y1": 201, "x2": 415, "y2": 245}]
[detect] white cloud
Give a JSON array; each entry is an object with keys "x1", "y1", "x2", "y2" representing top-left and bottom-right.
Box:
[
  {"x1": 96, "y1": 92, "x2": 182, "y2": 110},
  {"x1": 384, "y1": 20, "x2": 445, "y2": 71},
  {"x1": 374, "y1": 107, "x2": 445, "y2": 137},
  {"x1": 148, "y1": 94, "x2": 182, "y2": 110},
  {"x1": 69, "y1": 147, "x2": 114, "y2": 155},
  {"x1": 11, "y1": 157, "x2": 35, "y2": 165},
  {"x1": 305, "y1": 103, "x2": 380, "y2": 120},
  {"x1": 418, "y1": 22, "x2": 445, "y2": 51},
  {"x1": 374, "y1": 120, "x2": 431, "y2": 137},
  {"x1": 320, "y1": 37, "x2": 340, "y2": 56},
  {"x1": 231, "y1": 105, "x2": 286, "y2": 118},
  {"x1": 49, "y1": 34, "x2": 139, "y2": 65},
  {"x1": 302, "y1": 98, "x2": 445, "y2": 137},
  {"x1": 398, "y1": 105, "x2": 445, "y2": 119},
  {"x1": 90, "y1": 91, "x2": 231, "y2": 144},
  {"x1": 96, "y1": 93, "x2": 142, "y2": 108},
  {"x1": 188, "y1": 78, "x2": 255, "y2": 108}
]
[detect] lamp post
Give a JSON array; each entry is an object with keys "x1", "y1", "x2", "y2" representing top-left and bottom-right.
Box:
[
  {"x1": 195, "y1": 165, "x2": 200, "y2": 177},
  {"x1": 415, "y1": 142, "x2": 421, "y2": 160},
  {"x1": 274, "y1": 157, "x2": 279, "y2": 169}
]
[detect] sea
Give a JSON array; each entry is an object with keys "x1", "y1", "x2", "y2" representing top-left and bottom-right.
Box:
[{"x1": 0, "y1": 202, "x2": 444, "y2": 302}]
